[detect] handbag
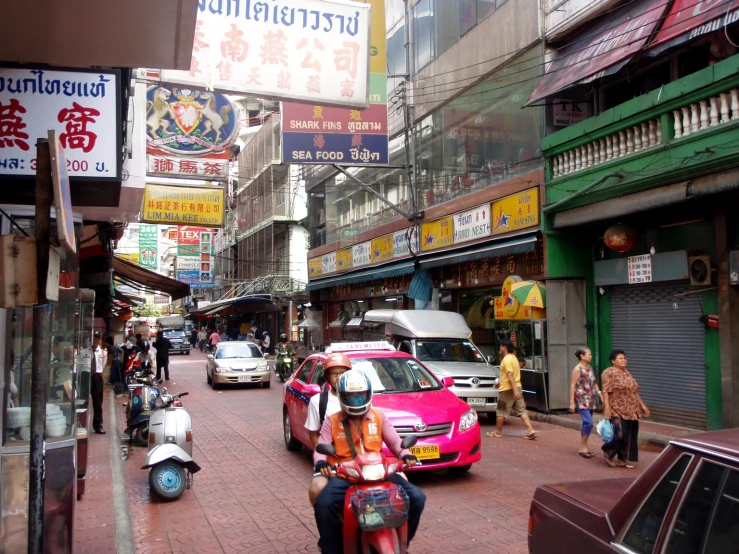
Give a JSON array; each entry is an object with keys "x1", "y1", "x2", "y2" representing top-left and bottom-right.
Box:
[{"x1": 596, "y1": 418, "x2": 614, "y2": 443}]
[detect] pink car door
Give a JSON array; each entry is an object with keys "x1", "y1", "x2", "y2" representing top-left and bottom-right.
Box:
[{"x1": 286, "y1": 358, "x2": 317, "y2": 446}]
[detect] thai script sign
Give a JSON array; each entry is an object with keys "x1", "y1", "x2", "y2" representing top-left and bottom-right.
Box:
[
  {"x1": 322, "y1": 251, "x2": 336, "y2": 274},
  {"x1": 281, "y1": 0, "x2": 387, "y2": 164},
  {"x1": 147, "y1": 155, "x2": 229, "y2": 180},
  {"x1": 393, "y1": 227, "x2": 419, "y2": 258},
  {"x1": 139, "y1": 224, "x2": 159, "y2": 270},
  {"x1": 177, "y1": 226, "x2": 214, "y2": 289},
  {"x1": 370, "y1": 234, "x2": 393, "y2": 263},
  {"x1": 421, "y1": 216, "x2": 453, "y2": 252},
  {"x1": 0, "y1": 68, "x2": 120, "y2": 178},
  {"x1": 492, "y1": 187, "x2": 539, "y2": 235},
  {"x1": 453, "y1": 204, "x2": 491, "y2": 245},
  {"x1": 151, "y1": 0, "x2": 371, "y2": 108},
  {"x1": 352, "y1": 241, "x2": 371, "y2": 268},
  {"x1": 336, "y1": 247, "x2": 353, "y2": 271},
  {"x1": 309, "y1": 257, "x2": 323, "y2": 277},
  {"x1": 142, "y1": 185, "x2": 225, "y2": 226}
]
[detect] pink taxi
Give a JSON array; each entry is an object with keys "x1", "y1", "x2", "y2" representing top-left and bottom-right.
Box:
[{"x1": 282, "y1": 342, "x2": 482, "y2": 472}]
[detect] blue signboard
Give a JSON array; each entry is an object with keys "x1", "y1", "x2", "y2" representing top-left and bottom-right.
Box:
[{"x1": 282, "y1": 132, "x2": 389, "y2": 165}]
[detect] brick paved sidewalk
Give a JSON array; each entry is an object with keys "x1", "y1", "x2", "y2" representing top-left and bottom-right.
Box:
[{"x1": 74, "y1": 388, "x2": 117, "y2": 553}]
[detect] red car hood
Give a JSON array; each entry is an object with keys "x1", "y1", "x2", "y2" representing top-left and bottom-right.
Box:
[
  {"x1": 372, "y1": 389, "x2": 468, "y2": 426},
  {"x1": 540, "y1": 477, "x2": 635, "y2": 514}
]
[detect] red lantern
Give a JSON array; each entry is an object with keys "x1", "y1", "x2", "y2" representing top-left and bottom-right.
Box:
[
  {"x1": 119, "y1": 308, "x2": 133, "y2": 321},
  {"x1": 604, "y1": 224, "x2": 638, "y2": 253}
]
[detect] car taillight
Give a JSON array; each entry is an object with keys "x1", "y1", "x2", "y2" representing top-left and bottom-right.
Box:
[
  {"x1": 528, "y1": 516, "x2": 533, "y2": 535},
  {"x1": 186, "y1": 430, "x2": 192, "y2": 442},
  {"x1": 149, "y1": 432, "x2": 155, "y2": 445}
]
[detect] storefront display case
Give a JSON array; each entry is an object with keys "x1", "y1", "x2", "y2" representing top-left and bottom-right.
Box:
[{"x1": 75, "y1": 289, "x2": 95, "y2": 499}]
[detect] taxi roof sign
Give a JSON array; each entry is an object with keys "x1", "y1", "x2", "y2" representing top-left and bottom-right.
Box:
[{"x1": 327, "y1": 341, "x2": 396, "y2": 353}]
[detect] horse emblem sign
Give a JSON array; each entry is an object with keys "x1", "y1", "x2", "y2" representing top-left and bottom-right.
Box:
[{"x1": 145, "y1": 86, "x2": 239, "y2": 156}]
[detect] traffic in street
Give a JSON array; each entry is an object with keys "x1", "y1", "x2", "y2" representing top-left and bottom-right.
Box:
[{"x1": 116, "y1": 348, "x2": 660, "y2": 554}]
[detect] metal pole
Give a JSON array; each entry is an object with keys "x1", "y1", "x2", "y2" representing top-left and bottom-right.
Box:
[
  {"x1": 288, "y1": 299, "x2": 293, "y2": 341},
  {"x1": 404, "y1": 0, "x2": 418, "y2": 217},
  {"x1": 28, "y1": 138, "x2": 52, "y2": 554}
]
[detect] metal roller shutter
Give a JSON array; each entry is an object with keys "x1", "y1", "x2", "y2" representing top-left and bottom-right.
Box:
[{"x1": 610, "y1": 283, "x2": 706, "y2": 429}]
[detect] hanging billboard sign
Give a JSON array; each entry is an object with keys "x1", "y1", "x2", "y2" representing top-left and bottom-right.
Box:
[
  {"x1": 281, "y1": 0, "x2": 387, "y2": 164},
  {"x1": 145, "y1": 0, "x2": 371, "y2": 109},
  {"x1": 147, "y1": 155, "x2": 229, "y2": 180},
  {"x1": 177, "y1": 226, "x2": 214, "y2": 289},
  {"x1": 0, "y1": 67, "x2": 121, "y2": 179},
  {"x1": 139, "y1": 224, "x2": 159, "y2": 269},
  {"x1": 141, "y1": 184, "x2": 225, "y2": 226}
]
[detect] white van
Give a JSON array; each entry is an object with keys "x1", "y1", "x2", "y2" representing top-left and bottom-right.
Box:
[{"x1": 362, "y1": 310, "x2": 499, "y2": 414}]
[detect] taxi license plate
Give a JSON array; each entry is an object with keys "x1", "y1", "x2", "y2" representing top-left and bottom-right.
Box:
[
  {"x1": 467, "y1": 398, "x2": 486, "y2": 406},
  {"x1": 410, "y1": 445, "x2": 440, "y2": 460}
]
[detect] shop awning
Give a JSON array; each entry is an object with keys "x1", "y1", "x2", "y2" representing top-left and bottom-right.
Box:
[
  {"x1": 112, "y1": 256, "x2": 190, "y2": 300},
  {"x1": 419, "y1": 234, "x2": 538, "y2": 269},
  {"x1": 647, "y1": 0, "x2": 738, "y2": 55},
  {"x1": 526, "y1": 0, "x2": 670, "y2": 105},
  {"x1": 306, "y1": 261, "x2": 416, "y2": 291}
]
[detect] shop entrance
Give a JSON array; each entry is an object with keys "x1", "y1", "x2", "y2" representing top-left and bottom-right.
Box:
[{"x1": 610, "y1": 283, "x2": 706, "y2": 429}]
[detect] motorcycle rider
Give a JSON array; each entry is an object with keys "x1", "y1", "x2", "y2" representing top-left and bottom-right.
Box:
[
  {"x1": 275, "y1": 333, "x2": 292, "y2": 376},
  {"x1": 313, "y1": 371, "x2": 426, "y2": 554},
  {"x1": 134, "y1": 341, "x2": 155, "y2": 374},
  {"x1": 197, "y1": 327, "x2": 208, "y2": 351},
  {"x1": 305, "y1": 353, "x2": 351, "y2": 505}
]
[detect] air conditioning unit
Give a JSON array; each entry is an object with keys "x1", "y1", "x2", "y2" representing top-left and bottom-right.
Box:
[{"x1": 688, "y1": 256, "x2": 712, "y2": 285}]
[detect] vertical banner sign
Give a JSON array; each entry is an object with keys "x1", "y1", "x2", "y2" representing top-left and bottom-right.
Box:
[
  {"x1": 152, "y1": 0, "x2": 371, "y2": 108},
  {"x1": 177, "y1": 226, "x2": 214, "y2": 289},
  {"x1": 281, "y1": 0, "x2": 388, "y2": 165},
  {"x1": 139, "y1": 224, "x2": 159, "y2": 269}
]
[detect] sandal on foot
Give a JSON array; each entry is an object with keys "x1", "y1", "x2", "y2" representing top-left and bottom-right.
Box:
[
  {"x1": 485, "y1": 432, "x2": 503, "y2": 438},
  {"x1": 578, "y1": 452, "x2": 594, "y2": 458},
  {"x1": 603, "y1": 453, "x2": 617, "y2": 467},
  {"x1": 525, "y1": 432, "x2": 537, "y2": 440}
]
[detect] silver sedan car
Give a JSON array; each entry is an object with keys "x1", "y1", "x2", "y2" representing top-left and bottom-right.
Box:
[{"x1": 206, "y1": 341, "x2": 270, "y2": 389}]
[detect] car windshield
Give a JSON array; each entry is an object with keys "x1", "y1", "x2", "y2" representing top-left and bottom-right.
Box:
[
  {"x1": 350, "y1": 357, "x2": 442, "y2": 393},
  {"x1": 163, "y1": 330, "x2": 186, "y2": 338},
  {"x1": 216, "y1": 343, "x2": 262, "y2": 359},
  {"x1": 415, "y1": 339, "x2": 486, "y2": 363}
]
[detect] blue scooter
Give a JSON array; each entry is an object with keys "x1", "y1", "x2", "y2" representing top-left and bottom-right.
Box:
[{"x1": 124, "y1": 366, "x2": 163, "y2": 447}]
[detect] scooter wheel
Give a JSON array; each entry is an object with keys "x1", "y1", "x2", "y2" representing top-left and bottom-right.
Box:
[
  {"x1": 133, "y1": 423, "x2": 149, "y2": 447},
  {"x1": 149, "y1": 461, "x2": 186, "y2": 501}
]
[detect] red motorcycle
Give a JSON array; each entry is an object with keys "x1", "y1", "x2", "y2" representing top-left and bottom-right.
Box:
[{"x1": 315, "y1": 436, "x2": 419, "y2": 554}]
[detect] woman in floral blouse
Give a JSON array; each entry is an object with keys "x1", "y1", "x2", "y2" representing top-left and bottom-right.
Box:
[
  {"x1": 569, "y1": 348, "x2": 601, "y2": 458},
  {"x1": 601, "y1": 350, "x2": 650, "y2": 469}
]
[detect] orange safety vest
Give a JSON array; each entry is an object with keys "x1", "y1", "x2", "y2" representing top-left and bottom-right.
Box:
[{"x1": 328, "y1": 408, "x2": 384, "y2": 465}]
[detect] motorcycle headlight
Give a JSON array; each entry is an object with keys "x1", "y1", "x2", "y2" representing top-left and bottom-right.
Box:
[
  {"x1": 361, "y1": 464, "x2": 386, "y2": 481},
  {"x1": 459, "y1": 409, "x2": 478, "y2": 433},
  {"x1": 345, "y1": 467, "x2": 360, "y2": 479}
]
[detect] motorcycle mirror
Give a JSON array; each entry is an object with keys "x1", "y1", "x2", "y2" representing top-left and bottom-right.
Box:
[
  {"x1": 400, "y1": 435, "x2": 418, "y2": 449},
  {"x1": 161, "y1": 387, "x2": 168, "y2": 394},
  {"x1": 315, "y1": 443, "x2": 336, "y2": 457}
]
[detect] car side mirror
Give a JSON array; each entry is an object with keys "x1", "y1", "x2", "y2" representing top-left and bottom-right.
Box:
[
  {"x1": 315, "y1": 443, "x2": 336, "y2": 457},
  {"x1": 304, "y1": 384, "x2": 321, "y2": 396},
  {"x1": 400, "y1": 435, "x2": 418, "y2": 449},
  {"x1": 441, "y1": 376, "x2": 454, "y2": 388}
]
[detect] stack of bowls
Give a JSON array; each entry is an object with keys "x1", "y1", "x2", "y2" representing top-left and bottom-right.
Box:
[
  {"x1": 7, "y1": 407, "x2": 32, "y2": 440},
  {"x1": 46, "y1": 405, "x2": 67, "y2": 437}
]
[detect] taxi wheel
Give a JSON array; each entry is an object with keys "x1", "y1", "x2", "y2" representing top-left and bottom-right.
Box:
[{"x1": 283, "y1": 407, "x2": 301, "y2": 451}]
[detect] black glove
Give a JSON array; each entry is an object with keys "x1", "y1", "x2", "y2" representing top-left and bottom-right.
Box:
[
  {"x1": 314, "y1": 460, "x2": 333, "y2": 473},
  {"x1": 401, "y1": 454, "x2": 419, "y2": 464}
]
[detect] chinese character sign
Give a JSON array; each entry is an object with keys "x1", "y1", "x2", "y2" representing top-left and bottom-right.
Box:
[
  {"x1": 492, "y1": 188, "x2": 540, "y2": 235},
  {"x1": 147, "y1": 155, "x2": 229, "y2": 181},
  {"x1": 628, "y1": 254, "x2": 653, "y2": 284},
  {"x1": 139, "y1": 224, "x2": 159, "y2": 270},
  {"x1": 0, "y1": 68, "x2": 119, "y2": 177},
  {"x1": 156, "y1": 0, "x2": 371, "y2": 108},
  {"x1": 142, "y1": 185, "x2": 225, "y2": 226},
  {"x1": 454, "y1": 204, "x2": 491, "y2": 245}
]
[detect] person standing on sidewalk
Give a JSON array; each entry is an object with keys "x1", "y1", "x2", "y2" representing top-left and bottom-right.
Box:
[
  {"x1": 90, "y1": 332, "x2": 108, "y2": 435},
  {"x1": 601, "y1": 350, "x2": 650, "y2": 469},
  {"x1": 153, "y1": 333, "x2": 172, "y2": 381},
  {"x1": 569, "y1": 347, "x2": 602, "y2": 458},
  {"x1": 208, "y1": 328, "x2": 220, "y2": 353},
  {"x1": 486, "y1": 340, "x2": 537, "y2": 440}
]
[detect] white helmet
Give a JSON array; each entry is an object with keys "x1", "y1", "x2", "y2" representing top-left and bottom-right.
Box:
[{"x1": 338, "y1": 371, "x2": 372, "y2": 417}]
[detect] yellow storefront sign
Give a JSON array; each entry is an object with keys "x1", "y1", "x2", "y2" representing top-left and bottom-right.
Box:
[
  {"x1": 421, "y1": 216, "x2": 453, "y2": 252},
  {"x1": 142, "y1": 185, "x2": 224, "y2": 227},
  {"x1": 492, "y1": 187, "x2": 539, "y2": 235},
  {"x1": 118, "y1": 253, "x2": 140, "y2": 264},
  {"x1": 336, "y1": 248, "x2": 353, "y2": 271},
  {"x1": 370, "y1": 234, "x2": 393, "y2": 263},
  {"x1": 308, "y1": 257, "x2": 323, "y2": 278}
]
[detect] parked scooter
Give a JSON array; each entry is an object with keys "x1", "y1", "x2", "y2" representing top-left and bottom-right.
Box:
[
  {"x1": 142, "y1": 391, "x2": 200, "y2": 501},
  {"x1": 276, "y1": 348, "x2": 295, "y2": 382},
  {"x1": 315, "y1": 435, "x2": 419, "y2": 554},
  {"x1": 125, "y1": 369, "x2": 162, "y2": 447}
]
